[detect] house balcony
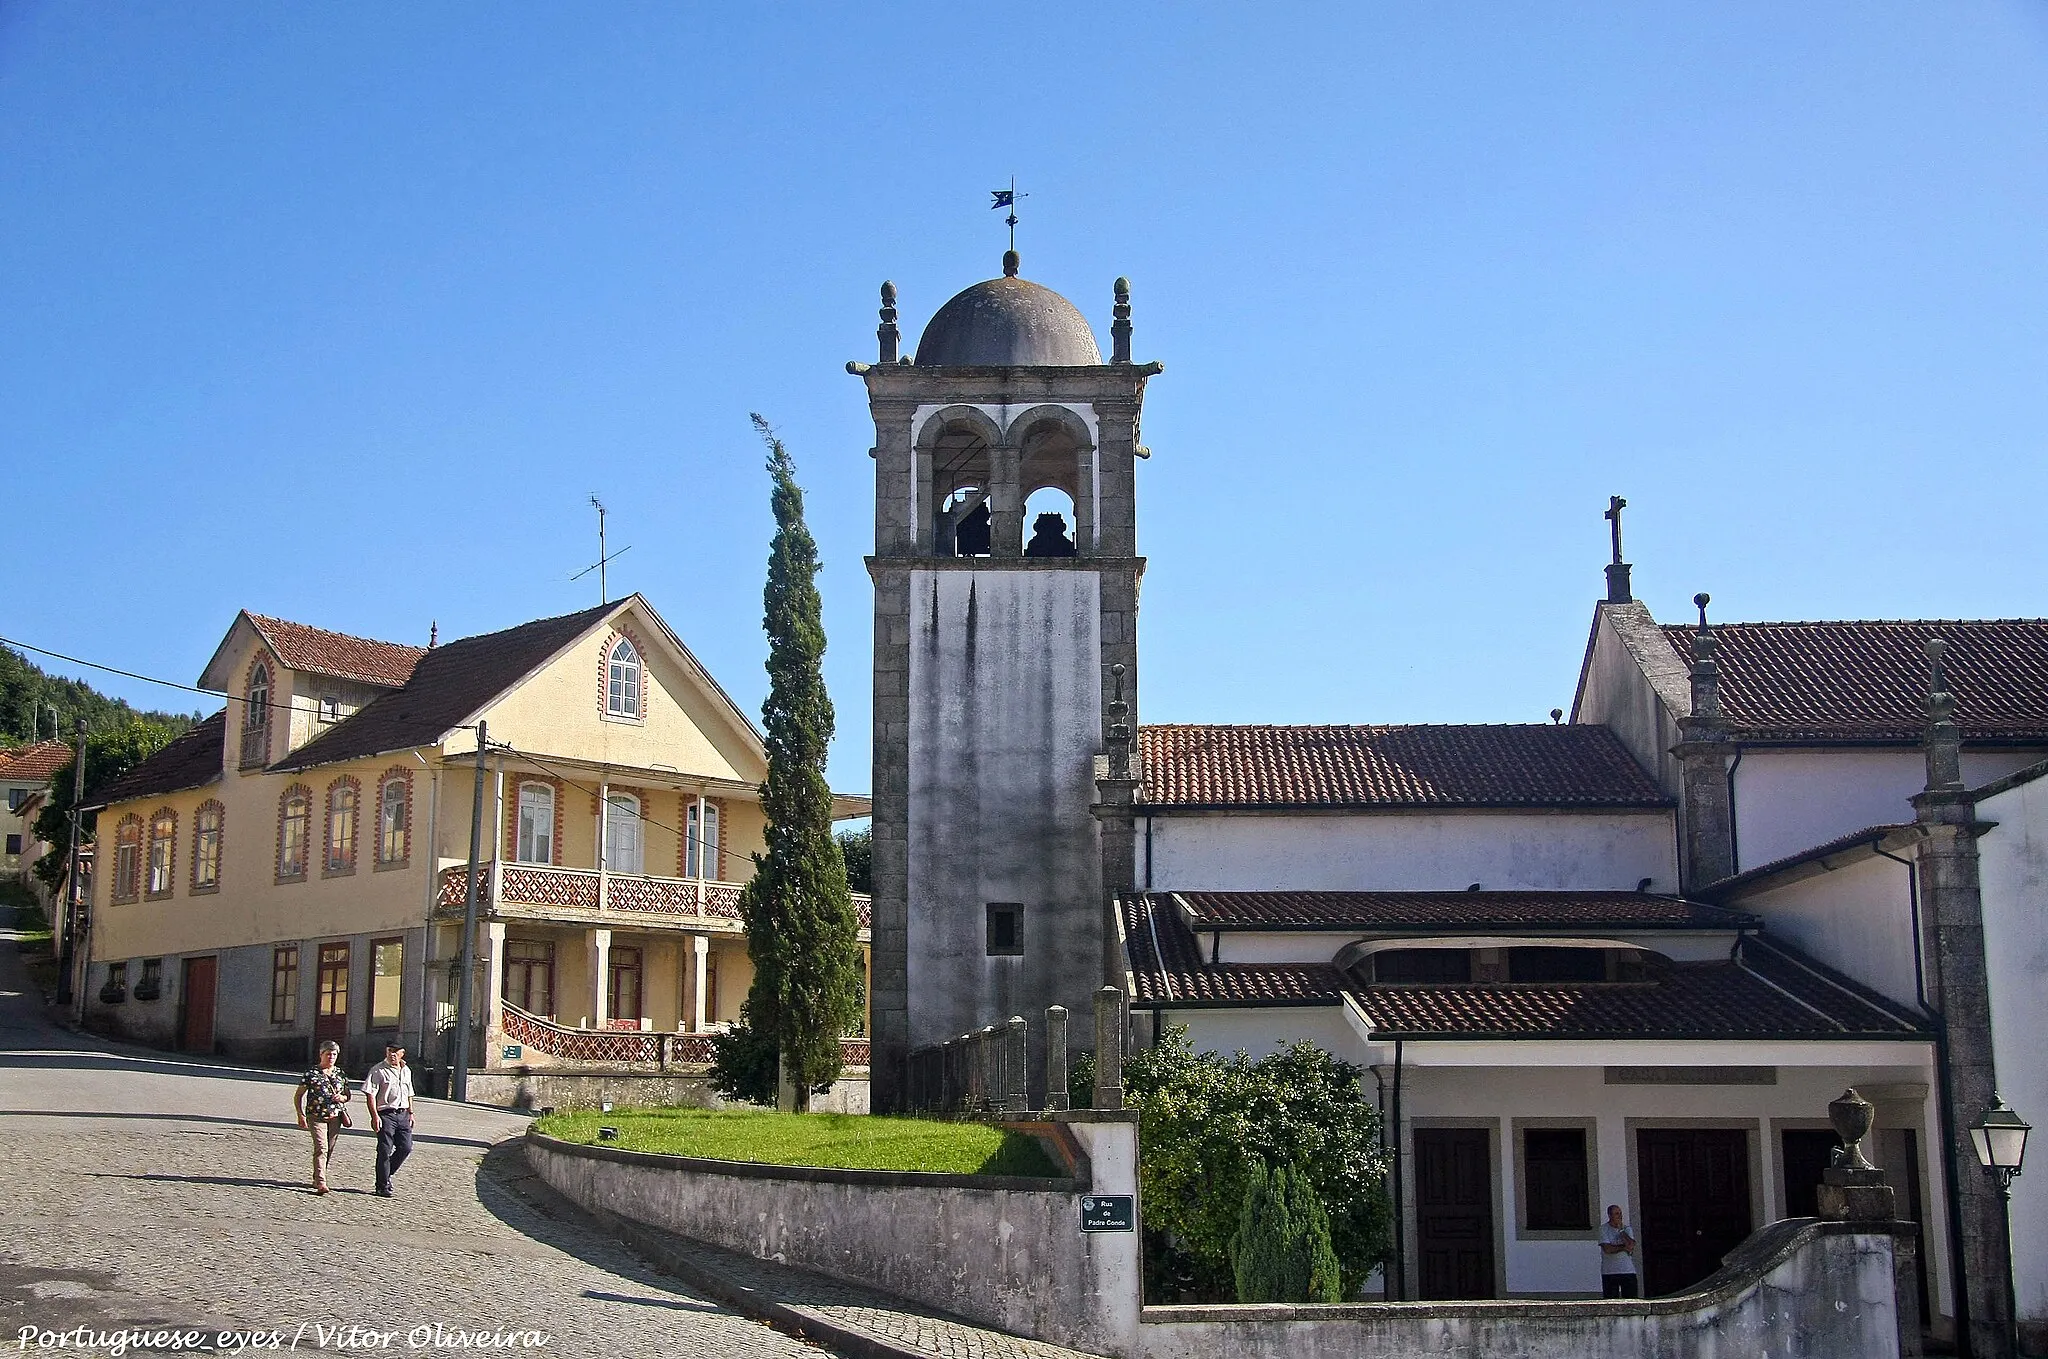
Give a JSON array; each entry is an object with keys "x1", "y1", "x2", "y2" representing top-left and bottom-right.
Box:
[
  {"x1": 495, "y1": 1002, "x2": 870, "y2": 1072},
  {"x1": 435, "y1": 862, "x2": 872, "y2": 932}
]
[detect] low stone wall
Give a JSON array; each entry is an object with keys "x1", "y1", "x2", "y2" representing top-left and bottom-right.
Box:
[
  {"x1": 1137, "y1": 1219, "x2": 1915, "y2": 1359},
  {"x1": 526, "y1": 1112, "x2": 1141, "y2": 1355},
  {"x1": 470, "y1": 1070, "x2": 868, "y2": 1113}
]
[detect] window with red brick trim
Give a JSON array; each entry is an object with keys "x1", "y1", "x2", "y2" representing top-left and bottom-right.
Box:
[
  {"x1": 145, "y1": 808, "x2": 177, "y2": 899},
  {"x1": 110, "y1": 815, "x2": 143, "y2": 904},
  {"x1": 324, "y1": 777, "x2": 360, "y2": 876},
  {"x1": 277, "y1": 785, "x2": 311, "y2": 883},
  {"x1": 602, "y1": 633, "x2": 645, "y2": 721},
  {"x1": 375, "y1": 769, "x2": 411, "y2": 868},
  {"x1": 191, "y1": 800, "x2": 224, "y2": 893}
]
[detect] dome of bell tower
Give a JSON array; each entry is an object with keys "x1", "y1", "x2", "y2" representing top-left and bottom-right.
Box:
[{"x1": 913, "y1": 251, "x2": 1102, "y2": 367}]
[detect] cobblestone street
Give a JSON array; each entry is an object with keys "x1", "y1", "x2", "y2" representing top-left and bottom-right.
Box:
[{"x1": 0, "y1": 915, "x2": 836, "y2": 1359}]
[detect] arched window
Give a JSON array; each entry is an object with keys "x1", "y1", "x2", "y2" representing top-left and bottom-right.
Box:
[
  {"x1": 192, "y1": 801, "x2": 223, "y2": 892},
  {"x1": 241, "y1": 662, "x2": 272, "y2": 769},
  {"x1": 516, "y1": 783, "x2": 555, "y2": 864},
  {"x1": 325, "y1": 780, "x2": 358, "y2": 874},
  {"x1": 605, "y1": 638, "x2": 643, "y2": 719},
  {"x1": 277, "y1": 786, "x2": 311, "y2": 882},
  {"x1": 111, "y1": 816, "x2": 143, "y2": 903},
  {"x1": 146, "y1": 808, "x2": 177, "y2": 898},
  {"x1": 376, "y1": 772, "x2": 410, "y2": 867},
  {"x1": 604, "y1": 793, "x2": 643, "y2": 874}
]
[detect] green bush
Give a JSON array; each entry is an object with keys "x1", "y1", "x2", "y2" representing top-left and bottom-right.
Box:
[
  {"x1": 1129, "y1": 1027, "x2": 1390, "y2": 1303},
  {"x1": 1229, "y1": 1160, "x2": 1343, "y2": 1304}
]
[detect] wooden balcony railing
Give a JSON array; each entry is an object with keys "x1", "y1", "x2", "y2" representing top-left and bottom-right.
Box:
[
  {"x1": 437, "y1": 862, "x2": 871, "y2": 927},
  {"x1": 238, "y1": 724, "x2": 269, "y2": 770}
]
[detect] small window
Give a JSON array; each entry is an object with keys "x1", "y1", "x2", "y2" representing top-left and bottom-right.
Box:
[
  {"x1": 376, "y1": 774, "x2": 409, "y2": 866},
  {"x1": 318, "y1": 695, "x2": 341, "y2": 723},
  {"x1": 1374, "y1": 949, "x2": 1472, "y2": 984},
  {"x1": 271, "y1": 945, "x2": 300, "y2": 1025},
  {"x1": 369, "y1": 938, "x2": 403, "y2": 1029},
  {"x1": 606, "y1": 637, "x2": 642, "y2": 719},
  {"x1": 7, "y1": 788, "x2": 26, "y2": 811},
  {"x1": 192, "y1": 803, "x2": 223, "y2": 891},
  {"x1": 246, "y1": 665, "x2": 270, "y2": 731},
  {"x1": 146, "y1": 810, "x2": 176, "y2": 898},
  {"x1": 986, "y1": 902, "x2": 1023, "y2": 957},
  {"x1": 278, "y1": 789, "x2": 310, "y2": 881},
  {"x1": 111, "y1": 816, "x2": 143, "y2": 903},
  {"x1": 1524, "y1": 1128, "x2": 1592, "y2": 1231},
  {"x1": 139, "y1": 958, "x2": 162, "y2": 987},
  {"x1": 516, "y1": 784, "x2": 554, "y2": 864},
  {"x1": 1508, "y1": 947, "x2": 1608, "y2": 983},
  {"x1": 325, "y1": 782, "x2": 358, "y2": 874},
  {"x1": 4, "y1": 834, "x2": 20, "y2": 856}
]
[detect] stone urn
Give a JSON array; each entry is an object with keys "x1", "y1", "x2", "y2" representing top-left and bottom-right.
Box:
[{"x1": 1829, "y1": 1088, "x2": 1878, "y2": 1172}]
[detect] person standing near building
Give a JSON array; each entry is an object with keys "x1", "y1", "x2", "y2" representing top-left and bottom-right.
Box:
[
  {"x1": 361, "y1": 1041, "x2": 416, "y2": 1198},
  {"x1": 1599, "y1": 1203, "x2": 1639, "y2": 1298},
  {"x1": 293, "y1": 1040, "x2": 351, "y2": 1196}
]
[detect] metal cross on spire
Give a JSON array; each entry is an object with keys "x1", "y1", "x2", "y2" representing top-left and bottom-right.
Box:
[
  {"x1": 991, "y1": 177, "x2": 1026, "y2": 252},
  {"x1": 1604, "y1": 495, "x2": 1627, "y2": 566}
]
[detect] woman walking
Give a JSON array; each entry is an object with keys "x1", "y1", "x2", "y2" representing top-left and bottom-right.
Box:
[{"x1": 293, "y1": 1040, "x2": 351, "y2": 1194}]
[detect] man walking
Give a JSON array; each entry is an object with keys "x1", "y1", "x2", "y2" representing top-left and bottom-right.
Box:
[
  {"x1": 362, "y1": 1041, "x2": 416, "y2": 1198},
  {"x1": 1599, "y1": 1203, "x2": 1640, "y2": 1298},
  {"x1": 293, "y1": 1040, "x2": 350, "y2": 1195}
]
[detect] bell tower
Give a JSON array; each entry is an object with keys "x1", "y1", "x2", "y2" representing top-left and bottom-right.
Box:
[{"x1": 853, "y1": 252, "x2": 1159, "y2": 1111}]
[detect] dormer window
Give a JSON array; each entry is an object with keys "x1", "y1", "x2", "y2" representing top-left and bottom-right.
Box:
[
  {"x1": 319, "y1": 695, "x2": 341, "y2": 723},
  {"x1": 1373, "y1": 949, "x2": 1472, "y2": 984},
  {"x1": 240, "y1": 663, "x2": 271, "y2": 770},
  {"x1": 605, "y1": 637, "x2": 643, "y2": 720}
]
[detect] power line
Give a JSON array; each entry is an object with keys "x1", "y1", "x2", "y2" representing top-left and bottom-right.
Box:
[{"x1": 493, "y1": 741, "x2": 729, "y2": 857}]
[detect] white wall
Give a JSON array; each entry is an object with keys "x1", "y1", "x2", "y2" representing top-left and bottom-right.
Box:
[
  {"x1": 1733, "y1": 854, "x2": 1922, "y2": 1010},
  {"x1": 1733, "y1": 748, "x2": 2046, "y2": 873},
  {"x1": 1163, "y1": 1005, "x2": 1356, "y2": 1063},
  {"x1": 1974, "y1": 774, "x2": 2048, "y2": 1335},
  {"x1": 1140, "y1": 810, "x2": 1678, "y2": 895}
]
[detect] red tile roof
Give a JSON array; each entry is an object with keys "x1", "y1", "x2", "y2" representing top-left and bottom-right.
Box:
[
  {"x1": 1122, "y1": 895, "x2": 1345, "y2": 1006},
  {"x1": 1664, "y1": 619, "x2": 2048, "y2": 743},
  {"x1": 1138, "y1": 724, "x2": 1670, "y2": 810},
  {"x1": 247, "y1": 613, "x2": 427, "y2": 688},
  {"x1": 1173, "y1": 890, "x2": 1755, "y2": 932},
  {"x1": 0, "y1": 739, "x2": 76, "y2": 783},
  {"x1": 91, "y1": 713, "x2": 226, "y2": 808}
]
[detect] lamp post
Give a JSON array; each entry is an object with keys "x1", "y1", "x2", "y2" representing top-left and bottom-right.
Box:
[{"x1": 1971, "y1": 1096, "x2": 2032, "y2": 1359}]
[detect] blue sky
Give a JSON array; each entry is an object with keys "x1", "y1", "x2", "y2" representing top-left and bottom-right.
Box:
[{"x1": 5, "y1": 4, "x2": 2046, "y2": 792}]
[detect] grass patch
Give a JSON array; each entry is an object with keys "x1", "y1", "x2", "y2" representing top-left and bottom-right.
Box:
[{"x1": 534, "y1": 1107, "x2": 1062, "y2": 1178}]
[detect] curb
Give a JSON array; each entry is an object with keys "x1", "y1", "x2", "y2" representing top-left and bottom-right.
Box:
[{"x1": 597, "y1": 1211, "x2": 930, "y2": 1359}]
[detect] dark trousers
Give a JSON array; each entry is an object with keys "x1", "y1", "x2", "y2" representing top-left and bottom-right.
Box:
[
  {"x1": 375, "y1": 1109, "x2": 413, "y2": 1191},
  {"x1": 1602, "y1": 1273, "x2": 1640, "y2": 1299}
]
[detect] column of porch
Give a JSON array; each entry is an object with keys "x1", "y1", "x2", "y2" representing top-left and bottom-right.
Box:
[
  {"x1": 483, "y1": 922, "x2": 507, "y2": 1062},
  {"x1": 589, "y1": 927, "x2": 611, "y2": 1029},
  {"x1": 691, "y1": 934, "x2": 709, "y2": 1032}
]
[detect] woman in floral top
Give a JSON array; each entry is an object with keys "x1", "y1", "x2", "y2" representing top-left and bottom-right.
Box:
[{"x1": 293, "y1": 1040, "x2": 351, "y2": 1195}]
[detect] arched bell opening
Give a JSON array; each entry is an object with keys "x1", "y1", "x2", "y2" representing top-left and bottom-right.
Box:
[
  {"x1": 1023, "y1": 487, "x2": 1078, "y2": 558},
  {"x1": 918, "y1": 409, "x2": 1000, "y2": 557},
  {"x1": 1013, "y1": 408, "x2": 1095, "y2": 553}
]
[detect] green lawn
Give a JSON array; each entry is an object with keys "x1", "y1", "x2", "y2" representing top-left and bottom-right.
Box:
[{"x1": 534, "y1": 1107, "x2": 1062, "y2": 1178}]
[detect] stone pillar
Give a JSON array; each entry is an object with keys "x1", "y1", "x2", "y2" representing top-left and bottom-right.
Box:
[
  {"x1": 1815, "y1": 1089, "x2": 1922, "y2": 1359},
  {"x1": 1673, "y1": 594, "x2": 1737, "y2": 891},
  {"x1": 1913, "y1": 638, "x2": 2015, "y2": 1358},
  {"x1": 690, "y1": 933, "x2": 709, "y2": 1033},
  {"x1": 989, "y1": 445, "x2": 1023, "y2": 555},
  {"x1": 1006, "y1": 1015, "x2": 1029, "y2": 1112},
  {"x1": 1094, "y1": 986, "x2": 1125, "y2": 1111},
  {"x1": 483, "y1": 921, "x2": 508, "y2": 1054},
  {"x1": 589, "y1": 927, "x2": 612, "y2": 1029},
  {"x1": 874, "y1": 399, "x2": 918, "y2": 557},
  {"x1": 1045, "y1": 1005, "x2": 1070, "y2": 1112},
  {"x1": 868, "y1": 562, "x2": 912, "y2": 1112}
]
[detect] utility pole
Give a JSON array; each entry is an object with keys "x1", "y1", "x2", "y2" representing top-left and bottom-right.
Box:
[
  {"x1": 55, "y1": 717, "x2": 86, "y2": 1007},
  {"x1": 450, "y1": 720, "x2": 488, "y2": 1103}
]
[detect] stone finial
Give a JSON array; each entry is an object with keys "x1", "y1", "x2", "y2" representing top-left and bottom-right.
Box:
[
  {"x1": 1112, "y1": 277, "x2": 1133, "y2": 364},
  {"x1": 1045, "y1": 1005, "x2": 1070, "y2": 1112},
  {"x1": 1093, "y1": 986, "x2": 1125, "y2": 1110},
  {"x1": 1003, "y1": 249, "x2": 1020, "y2": 278},
  {"x1": 1829, "y1": 1088, "x2": 1878, "y2": 1171},
  {"x1": 1688, "y1": 594, "x2": 1722, "y2": 726},
  {"x1": 877, "y1": 281, "x2": 899, "y2": 365},
  {"x1": 429, "y1": 621, "x2": 438, "y2": 649},
  {"x1": 1924, "y1": 636, "x2": 1962, "y2": 793},
  {"x1": 1107, "y1": 663, "x2": 1133, "y2": 778},
  {"x1": 1550, "y1": 708, "x2": 1563, "y2": 725},
  {"x1": 1818, "y1": 1087, "x2": 1895, "y2": 1221}
]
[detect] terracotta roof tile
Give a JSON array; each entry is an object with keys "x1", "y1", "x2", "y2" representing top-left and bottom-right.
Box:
[
  {"x1": 1173, "y1": 890, "x2": 1755, "y2": 932},
  {"x1": 1700, "y1": 823, "x2": 1917, "y2": 898},
  {"x1": 1138, "y1": 724, "x2": 1669, "y2": 810},
  {"x1": 0, "y1": 739, "x2": 77, "y2": 783},
  {"x1": 1664, "y1": 619, "x2": 2048, "y2": 743},
  {"x1": 247, "y1": 614, "x2": 427, "y2": 688},
  {"x1": 91, "y1": 713, "x2": 226, "y2": 807},
  {"x1": 1121, "y1": 894, "x2": 1344, "y2": 1006}
]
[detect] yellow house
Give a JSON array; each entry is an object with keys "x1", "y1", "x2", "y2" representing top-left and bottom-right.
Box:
[{"x1": 78, "y1": 596, "x2": 870, "y2": 1085}]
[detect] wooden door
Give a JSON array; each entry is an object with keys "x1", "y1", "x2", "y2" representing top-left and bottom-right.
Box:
[
  {"x1": 1638, "y1": 1128, "x2": 1753, "y2": 1296},
  {"x1": 179, "y1": 956, "x2": 217, "y2": 1053},
  {"x1": 314, "y1": 942, "x2": 350, "y2": 1045},
  {"x1": 608, "y1": 947, "x2": 642, "y2": 1026},
  {"x1": 1415, "y1": 1128, "x2": 1496, "y2": 1299}
]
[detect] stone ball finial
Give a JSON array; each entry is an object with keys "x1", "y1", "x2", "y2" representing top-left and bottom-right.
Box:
[
  {"x1": 1926, "y1": 637, "x2": 1948, "y2": 663},
  {"x1": 1550, "y1": 708, "x2": 1563, "y2": 724},
  {"x1": 1002, "y1": 249, "x2": 1020, "y2": 278},
  {"x1": 1114, "y1": 276, "x2": 1130, "y2": 301},
  {"x1": 1693, "y1": 592, "x2": 1711, "y2": 629},
  {"x1": 881, "y1": 281, "x2": 896, "y2": 305}
]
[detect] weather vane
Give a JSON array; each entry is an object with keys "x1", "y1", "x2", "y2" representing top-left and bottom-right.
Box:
[{"x1": 990, "y1": 177, "x2": 1026, "y2": 252}]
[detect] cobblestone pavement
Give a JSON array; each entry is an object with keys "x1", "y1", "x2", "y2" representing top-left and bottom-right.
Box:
[{"x1": 0, "y1": 912, "x2": 834, "y2": 1359}]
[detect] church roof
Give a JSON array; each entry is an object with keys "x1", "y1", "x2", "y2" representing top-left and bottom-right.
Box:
[
  {"x1": 1169, "y1": 889, "x2": 1755, "y2": 932},
  {"x1": 1137, "y1": 723, "x2": 1671, "y2": 810},
  {"x1": 915, "y1": 266, "x2": 1102, "y2": 366},
  {"x1": 1663, "y1": 618, "x2": 2048, "y2": 743}
]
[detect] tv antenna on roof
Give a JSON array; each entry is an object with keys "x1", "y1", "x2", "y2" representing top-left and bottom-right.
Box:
[{"x1": 571, "y1": 495, "x2": 633, "y2": 603}]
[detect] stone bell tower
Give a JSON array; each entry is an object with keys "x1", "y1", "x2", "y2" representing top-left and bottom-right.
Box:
[{"x1": 852, "y1": 251, "x2": 1158, "y2": 1112}]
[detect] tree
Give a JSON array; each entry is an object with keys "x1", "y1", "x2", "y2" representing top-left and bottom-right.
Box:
[
  {"x1": 32, "y1": 717, "x2": 186, "y2": 896},
  {"x1": 1126, "y1": 1026, "x2": 1391, "y2": 1302},
  {"x1": 1230, "y1": 1159, "x2": 1339, "y2": 1303},
  {"x1": 714, "y1": 415, "x2": 865, "y2": 1112},
  {"x1": 0, "y1": 647, "x2": 194, "y2": 744},
  {"x1": 836, "y1": 823, "x2": 872, "y2": 894}
]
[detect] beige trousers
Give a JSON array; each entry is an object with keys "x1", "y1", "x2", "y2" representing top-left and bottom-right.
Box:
[{"x1": 309, "y1": 1116, "x2": 344, "y2": 1187}]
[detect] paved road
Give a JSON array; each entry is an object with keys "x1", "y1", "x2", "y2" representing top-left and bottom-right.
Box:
[{"x1": 0, "y1": 912, "x2": 834, "y2": 1358}]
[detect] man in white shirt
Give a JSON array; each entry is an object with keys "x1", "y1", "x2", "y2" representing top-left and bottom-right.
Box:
[
  {"x1": 362, "y1": 1041, "x2": 416, "y2": 1198},
  {"x1": 1599, "y1": 1203, "x2": 1639, "y2": 1298}
]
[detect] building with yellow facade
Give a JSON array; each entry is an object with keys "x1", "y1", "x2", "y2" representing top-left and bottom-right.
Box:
[{"x1": 76, "y1": 597, "x2": 870, "y2": 1087}]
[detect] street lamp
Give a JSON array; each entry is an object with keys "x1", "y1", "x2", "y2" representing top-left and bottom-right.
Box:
[{"x1": 1971, "y1": 1096, "x2": 2031, "y2": 1359}]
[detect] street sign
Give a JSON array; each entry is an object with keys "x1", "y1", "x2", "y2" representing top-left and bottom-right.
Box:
[
  {"x1": 502, "y1": 1044, "x2": 523, "y2": 1060},
  {"x1": 1080, "y1": 1195, "x2": 1135, "y2": 1232}
]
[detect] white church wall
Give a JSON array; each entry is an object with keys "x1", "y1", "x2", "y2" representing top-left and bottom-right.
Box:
[
  {"x1": 1731, "y1": 854, "x2": 1922, "y2": 1009},
  {"x1": 1973, "y1": 773, "x2": 2048, "y2": 1338},
  {"x1": 1732, "y1": 747, "x2": 2046, "y2": 873},
  {"x1": 1158, "y1": 1005, "x2": 1356, "y2": 1063},
  {"x1": 1140, "y1": 810, "x2": 1678, "y2": 895}
]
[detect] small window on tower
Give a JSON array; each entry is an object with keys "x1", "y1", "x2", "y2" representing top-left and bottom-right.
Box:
[{"x1": 986, "y1": 902, "x2": 1023, "y2": 957}]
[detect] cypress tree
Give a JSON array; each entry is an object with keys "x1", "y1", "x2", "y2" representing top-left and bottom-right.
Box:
[
  {"x1": 729, "y1": 415, "x2": 865, "y2": 1111},
  {"x1": 1230, "y1": 1159, "x2": 1292, "y2": 1303},
  {"x1": 1291, "y1": 1166, "x2": 1345, "y2": 1303}
]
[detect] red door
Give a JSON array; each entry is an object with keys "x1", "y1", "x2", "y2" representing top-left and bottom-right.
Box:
[
  {"x1": 314, "y1": 943, "x2": 350, "y2": 1046},
  {"x1": 180, "y1": 956, "x2": 217, "y2": 1053}
]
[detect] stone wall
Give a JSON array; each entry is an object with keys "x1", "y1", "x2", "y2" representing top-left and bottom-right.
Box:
[{"x1": 470, "y1": 1070, "x2": 867, "y2": 1113}]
